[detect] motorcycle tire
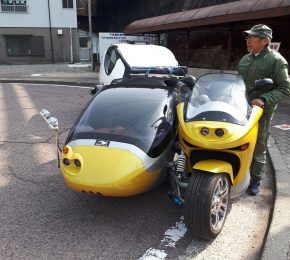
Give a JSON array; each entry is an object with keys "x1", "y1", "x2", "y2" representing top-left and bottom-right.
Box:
[{"x1": 184, "y1": 170, "x2": 230, "y2": 240}]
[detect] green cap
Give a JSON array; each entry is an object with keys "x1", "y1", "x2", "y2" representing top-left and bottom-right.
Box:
[{"x1": 243, "y1": 24, "x2": 273, "y2": 39}]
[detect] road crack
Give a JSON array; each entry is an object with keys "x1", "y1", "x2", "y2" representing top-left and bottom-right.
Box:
[
  {"x1": 0, "y1": 128, "x2": 69, "y2": 145},
  {"x1": 5, "y1": 166, "x2": 40, "y2": 185},
  {"x1": 0, "y1": 140, "x2": 44, "y2": 145}
]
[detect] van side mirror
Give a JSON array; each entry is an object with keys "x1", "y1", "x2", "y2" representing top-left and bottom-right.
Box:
[{"x1": 254, "y1": 78, "x2": 274, "y2": 92}]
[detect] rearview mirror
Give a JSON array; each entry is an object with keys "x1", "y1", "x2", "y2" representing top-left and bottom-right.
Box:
[
  {"x1": 39, "y1": 109, "x2": 61, "y2": 167},
  {"x1": 183, "y1": 75, "x2": 196, "y2": 88},
  {"x1": 254, "y1": 78, "x2": 274, "y2": 92},
  {"x1": 40, "y1": 109, "x2": 59, "y2": 131},
  {"x1": 48, "y1": 117, "x2": 59, "y2": 130},
  {"x1": 40, "y1": 109, "x2": 50, "y2": 119}
]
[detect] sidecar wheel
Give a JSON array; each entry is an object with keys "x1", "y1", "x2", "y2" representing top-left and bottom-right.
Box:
[{"x1": 184, "y1": 170, "x2": 230, "y2": 240}]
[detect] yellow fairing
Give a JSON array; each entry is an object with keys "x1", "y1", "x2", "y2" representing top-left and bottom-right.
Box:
[
  {"x1": 176, "y1": 103, "x2": 263, "y2": 150},
  {"x1": 176, "y1": 102, "x2": 263, "y2": 187},
  {"x1": 60, "y1": 146, "x2": 159, "y2": 197},
  {"x1": 193, "y1": 160, "x2": 234, "y2": 183}
]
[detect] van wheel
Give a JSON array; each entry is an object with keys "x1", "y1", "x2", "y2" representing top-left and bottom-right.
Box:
[{"x1": 184, "y1": 170, "x2": 230, "y2": 240}]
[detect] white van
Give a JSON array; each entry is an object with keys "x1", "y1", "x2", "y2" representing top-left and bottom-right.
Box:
[{"x1": 99, "y1": 43, "x2": 179, "y2": 86}]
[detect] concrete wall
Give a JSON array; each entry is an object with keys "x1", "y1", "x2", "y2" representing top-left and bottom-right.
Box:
[
  {"x1": 0, "y1": 27, "x2": 79, "y2": 64},
  {"x1": 0, "y1": 0, "x2": 77, "y2": 28},
  {"x1": 50, "y1": 0, "x2": 77, "y2": 28},
  {"x1": 0, "y1": 0, "x2": 78, "y2": 63}
]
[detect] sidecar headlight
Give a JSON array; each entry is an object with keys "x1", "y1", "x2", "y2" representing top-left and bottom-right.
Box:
[
  {"x1": 201, "y1": 127, "x2": 209, "y2": 136},
  {"x1": 63, "y1": 158, "x2": 70, "y2": 166},
  {"x1": 74, "y1": 159, "x2": 81, "y2": 168},
  {"x1": 215, "y1": 128, "x2": 224, "y2": 137}
]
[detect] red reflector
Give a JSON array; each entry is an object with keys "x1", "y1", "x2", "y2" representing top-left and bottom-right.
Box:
[
  {"x1": 240, "y1": 143, "x2": 249, "y2": 151},
  {"x1": 63, "y1": 146, "x2": 69, "y2": 154}
]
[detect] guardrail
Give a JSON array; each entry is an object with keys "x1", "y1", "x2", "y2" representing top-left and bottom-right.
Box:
[{"x1": 1, "y1": 4, "x2": 28, "y2": 13}]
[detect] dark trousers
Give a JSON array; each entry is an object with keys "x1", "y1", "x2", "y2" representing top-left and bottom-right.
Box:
[{"x1": 250, "y1": 112, "x2": 274, "y2": 180}]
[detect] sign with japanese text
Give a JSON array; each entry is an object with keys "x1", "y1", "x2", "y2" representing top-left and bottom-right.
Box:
[
  {"x1": 269, "y1": 42, "x2": 281, "y2": 52},
  {"x1": 98, "y1": 32, "x2": 158, "y2": 64}
]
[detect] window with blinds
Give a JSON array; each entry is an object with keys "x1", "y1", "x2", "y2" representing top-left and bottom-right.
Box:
[
  {"x1": 1, "y1": 0, "x2": 28, "y2": 12},
  {"x1": 62, "y1": 0, "x2": 73, "y2": 8},
  {"x1": 5, "y1": 35, "x2": 44, "y2": 57}
]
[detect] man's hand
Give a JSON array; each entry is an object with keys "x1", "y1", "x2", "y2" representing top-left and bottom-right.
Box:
[{"x1": 251, "y1": 98, "x2": 265, "y2": 108}]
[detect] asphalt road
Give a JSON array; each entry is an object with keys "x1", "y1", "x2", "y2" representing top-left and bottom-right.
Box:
[{"x1": 0, "y1": 82, "x2": 274, "y2": 260}]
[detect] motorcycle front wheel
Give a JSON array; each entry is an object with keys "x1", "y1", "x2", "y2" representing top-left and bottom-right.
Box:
[{"x1": 184, "y1": 170, "x2": 230, "y2": 240}]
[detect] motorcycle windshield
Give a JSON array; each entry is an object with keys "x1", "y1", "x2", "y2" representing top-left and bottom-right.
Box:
[
  {"x1": 67, "y1": 86, "x2": 177, "y2": 157},
  {"x1": 186, "y1": 73, "x2": 249, "y2": 125}
]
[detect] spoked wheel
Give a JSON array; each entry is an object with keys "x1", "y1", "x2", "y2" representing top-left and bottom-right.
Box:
[{"x1": 184, "y1": 170, "x2": 230, "y2": 240}]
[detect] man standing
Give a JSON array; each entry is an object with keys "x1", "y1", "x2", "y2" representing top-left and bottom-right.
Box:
[{"x1": 238, "y1": 24, "x2": 290, "y2": 195}]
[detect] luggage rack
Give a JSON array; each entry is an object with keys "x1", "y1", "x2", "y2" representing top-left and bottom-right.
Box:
[{"x1": 130, "y1": 66, "x2": 187, "y2": 79}]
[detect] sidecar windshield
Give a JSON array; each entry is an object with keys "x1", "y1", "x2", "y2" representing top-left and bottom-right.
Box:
[
  {"x1": 186, "y1": 73, "x2": 249, "y2": 125},
  {"x1": 66, "y1": 84, "x2": 177, "y2": 158}
]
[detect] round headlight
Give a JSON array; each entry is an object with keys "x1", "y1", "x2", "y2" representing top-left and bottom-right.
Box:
[
  {"x1": 63, "y1": 158, "x2": 70, "y2": 166},
  {"x1": 74, "y1": 159, "x2": 81, "y2": 167},
  {"x1": 201, "y1": 127, "x2": 209, "y2": 136},
  {"x1": 215, "y1": 128, "x2": 224, "y2": 137}
]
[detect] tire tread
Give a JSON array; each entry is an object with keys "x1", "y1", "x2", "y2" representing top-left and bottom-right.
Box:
[{"x1": 184, "y1": 170, "x2": 229, "y2": 240}]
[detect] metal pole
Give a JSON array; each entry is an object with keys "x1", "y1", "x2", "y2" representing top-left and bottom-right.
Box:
[
  {"x1": 186, "y1": 30, "x2": 190, "y2": 66},
  {"x1": 88, "y1": 0, "x2": 93, "y2": 70},
  {"x1": 227, "y1": 30, "x2": 232, "y2": 70},
  {"x1": 47, "y1": 0, "x2": 55, "y2": 64},
  {"x1": 70, "y1": 26, "x2": 73, "y2": 63}
]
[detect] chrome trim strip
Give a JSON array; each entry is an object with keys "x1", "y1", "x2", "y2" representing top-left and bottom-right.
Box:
[{"x1": 68, "y1": 139, "x2": 97, "y2": 146}]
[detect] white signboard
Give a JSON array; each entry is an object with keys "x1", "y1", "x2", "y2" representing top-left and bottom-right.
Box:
[
  {"x1": 269, "y1": 42, "x2": 281, "y2": 52},
  {"x1": 98, "y1": 32, "x2": 157, "y2": 64}
]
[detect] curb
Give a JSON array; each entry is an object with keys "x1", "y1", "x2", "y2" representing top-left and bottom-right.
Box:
[
  {"x1": 262, "y1": 136, "x2": 290, "y2": 260},
  {"x1": 0, "y1": 79, "x2": 96, "y2": 87}
]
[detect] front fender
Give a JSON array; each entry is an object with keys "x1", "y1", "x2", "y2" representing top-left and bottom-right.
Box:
[{"x1": 193, "y1": 160, "x2": 234, "y2": 184}]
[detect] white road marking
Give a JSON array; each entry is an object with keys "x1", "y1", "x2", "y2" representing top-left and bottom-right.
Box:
[
  {"x1": 20, "y1": 83, "x2": 94, "y2": 89},
  {"x1": 139, "y1": 249, "x2": 167, "y2": 260},
  {"x1": 161, "y1": 218, "x2": 187, "y2": 248},
  {"x1": 138, "y1": 217, "x2": 187, "y2": 260},
  {"x1": 68, "y1": 63, "x2": 91, "y2": 68}
]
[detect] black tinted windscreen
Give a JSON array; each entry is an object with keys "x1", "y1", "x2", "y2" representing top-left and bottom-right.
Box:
[{"x1": 69, "y1": 86, "x2": 176, "y2": 156}]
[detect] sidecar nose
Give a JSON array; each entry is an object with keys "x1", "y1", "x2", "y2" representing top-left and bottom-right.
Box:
[{"x1": 60, "y1": 145, "x2": 160, "y2": 197}]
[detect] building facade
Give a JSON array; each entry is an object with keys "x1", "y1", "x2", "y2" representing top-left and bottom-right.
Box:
[
  {"x1": 76, "y1": 0, "x2": 290, "y2": 70},
  {"x1": 0, "y1": 0, "x2": 79, "y2": 64},
  {"x1": 123, "y1": 0, "x2": 290, "y2": 70},
  {"x1": 82, "y1": 0, "x2": 238, "y2": 32}
]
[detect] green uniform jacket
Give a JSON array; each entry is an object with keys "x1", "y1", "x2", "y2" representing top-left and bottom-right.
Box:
[{"x1": 238, "y1": 46, "x2": 290, "y2": 114}]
